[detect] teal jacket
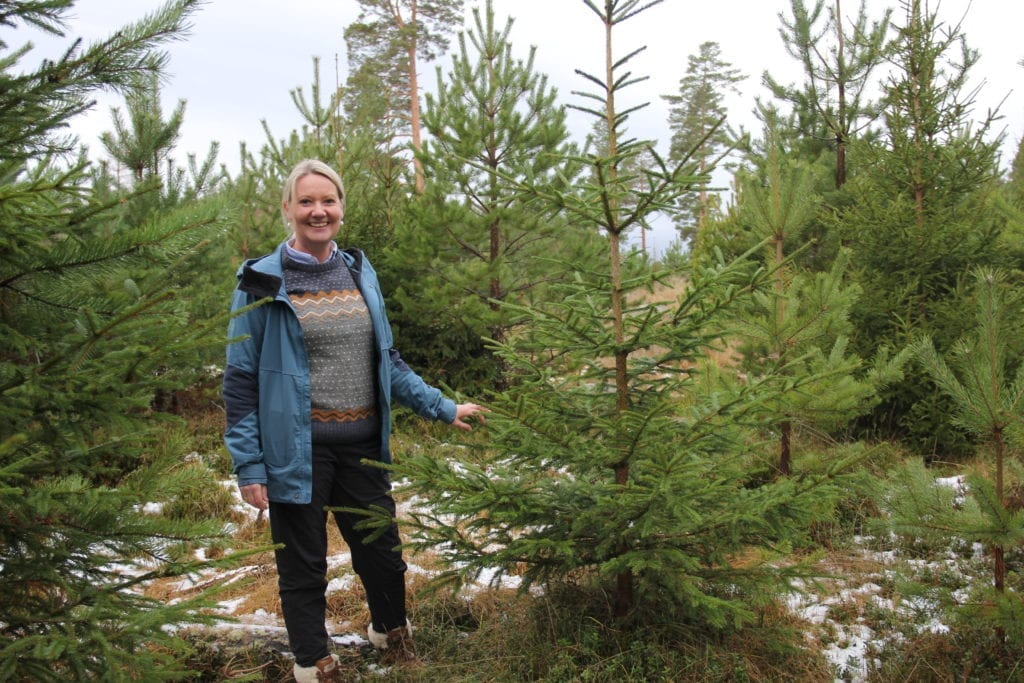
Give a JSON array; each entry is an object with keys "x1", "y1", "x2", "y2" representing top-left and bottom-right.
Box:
[{"x1": 222, "y1": 242, "x2": 457, "y2": 504}]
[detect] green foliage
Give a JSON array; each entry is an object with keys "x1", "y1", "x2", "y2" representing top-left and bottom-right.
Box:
[
  {"x1": 911, "y1": 267, "x2": 1024, "y2": 602},
  {"x1": 662, "y1": 40, "x2": 746, "y2": 243},
  {"x1": 833, "y1": 1, "x2": 1009, "y2": 455},
  {"x1": 391, "y1": 248, "x2": 855, "y2": 630},
  {"x1": 698, "y1": 105, "x2": 841, "y2": 273},
  {"x1": 375, "y1": 0, "x2": 872, "y2": 632},
  {"x1": 344, "y1": 0, "x2": 466, "y2": 116},
  {"x1": 914, "y1": 269, "x2": 1024, "y2": 450},
  {"x1": 92, "y1": 66, "x2": 231, "y2": 368},
  {"x1": 1009, "y1": 135, "x2": 1024, "y2": 208},
  {"x1": 880, "y1": 458, "x2": 1024, "y2": 658},
  {"x1": 100, "y1": 71, "x2": 186, "y2": 184},
  {"x1": 883, "y1": 266, "x2": 1024, "y2": 637},
  {"x1": 343, "y1": 0, "x2": 465, "y2": 192},
  {"x1": 728, "y1": 134, "x2": 908, "y2": 473},
  {"x1": 384, "y1": 0, "x2": 596, "y2": 391},
  {"x1": 0, "y1": 1, "x2": 247, "y2": 677},
  {"x1": 762, "y1": 0, "x2": 892, "y2": 187}
]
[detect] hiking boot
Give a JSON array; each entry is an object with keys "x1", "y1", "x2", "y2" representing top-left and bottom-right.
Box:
[
  {"x1": 293, "y1": 653, "x2": 342, "y2": 682},
  {"x1": 368, "y1": 620, "x2": 420, "y2": 667}
]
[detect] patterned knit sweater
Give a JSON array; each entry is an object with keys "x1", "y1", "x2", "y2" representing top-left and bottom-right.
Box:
[{"x1": 283, "y1": 252, "x2": 379, "y2": 444}]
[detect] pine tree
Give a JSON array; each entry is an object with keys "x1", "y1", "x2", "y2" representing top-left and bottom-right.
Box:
[
  {"x1": 892, "y1": 268, "x2": 1024, "y2": 636},
  {"x1": 288, "y1": 56, "x2": 345, "y2": 153},
  {"x1": 384, "y1": 0, "x2": 849, "y2": 629},
  {"x1": 96, "y1": 69, "x2": 230, "y2": 369},
  {"x1": 914, "y1": 269, "x2": 1024, "y2": 592},
  {"x1": 763, "y1": 0, "x2": 891, "y2": 187},
  {"x1": 100, "y1": 71, "x2": 185, "y2": 185},
  {"x1": 662, "y1": 40, "x2": 745, "y2": 245},
  {"x1": 706, "y1": 103, "x2": 840, "y2": 272},
  {"x1": 0, "y1": 2, "x2": 243, "y2": 678},
  {"x1": 734, "y1": 131, "x2": 866, "y2": 475},
  {"x1": 341, "y1": 44, "x2": 413, "y2": 226},
  {"x1": 343, "y1": 0, "x2": 465, "y2": 193},
  {"x1": 89, "y1": 64, "x2": 226, "y2": 339},
  {"x1": 383, "y1": 0, "x2": 592, "y2": 389}
]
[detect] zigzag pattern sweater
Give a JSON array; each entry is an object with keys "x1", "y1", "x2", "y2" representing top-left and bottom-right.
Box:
[{"x1": 283, "y1": 252, "x2": 379, "y2": 444}]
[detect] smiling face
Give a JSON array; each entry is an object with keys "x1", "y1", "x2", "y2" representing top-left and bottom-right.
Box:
[{"x1": 283, "y1": 173, "x2": 344, "y2": 262}]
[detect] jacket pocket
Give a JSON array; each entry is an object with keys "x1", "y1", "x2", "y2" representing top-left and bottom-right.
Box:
[{"x1": 258, "y1": 368, "x2": 306, "y2": 469}]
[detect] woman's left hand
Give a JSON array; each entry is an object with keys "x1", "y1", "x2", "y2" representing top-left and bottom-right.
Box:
[{"x1": 451, "y1": 402, "x2": 488, "y2": 431}]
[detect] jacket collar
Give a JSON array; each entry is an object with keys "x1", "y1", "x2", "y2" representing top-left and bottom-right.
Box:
[{"x1": 237, "y1": 242, "x2": 365, "y2": 299}]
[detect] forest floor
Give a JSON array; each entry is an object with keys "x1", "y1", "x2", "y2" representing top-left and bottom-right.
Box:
[
  {"x1": 155, "y1": 389, "x2": 1016, "y2": 681},
  {"x1": 144, "y1": 456, "x2": 997, "y2": 682}
]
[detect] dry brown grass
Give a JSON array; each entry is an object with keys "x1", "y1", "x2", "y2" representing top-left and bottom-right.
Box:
[{"x1": 149, "y1": 505, "x2": 458, "y2": 633}]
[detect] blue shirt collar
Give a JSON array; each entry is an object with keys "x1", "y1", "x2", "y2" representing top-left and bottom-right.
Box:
[{"x1": 285, "y1": 240, "x2": 337, "y2": 265}]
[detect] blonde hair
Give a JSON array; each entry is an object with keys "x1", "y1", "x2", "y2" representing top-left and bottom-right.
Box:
[{"x1": 280, "y1": 159, "x2": 346, "y2": 231}]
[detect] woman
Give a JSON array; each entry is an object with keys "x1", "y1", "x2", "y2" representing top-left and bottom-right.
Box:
[{"x1": 223, "y1": 159, "x2": 485, "y2": 681}]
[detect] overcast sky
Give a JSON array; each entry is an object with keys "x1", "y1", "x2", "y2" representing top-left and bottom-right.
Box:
[{"x1": 7, "y1": 0, "x2": 1023, "y2": 252}]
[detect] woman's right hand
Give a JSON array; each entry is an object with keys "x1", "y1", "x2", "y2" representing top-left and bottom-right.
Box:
[{"x1": 239, "y1": 483, "x2": 269, "y2": 511}]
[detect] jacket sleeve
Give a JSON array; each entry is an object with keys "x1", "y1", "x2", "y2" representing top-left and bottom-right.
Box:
[
  {"x1": 388, "y1": 348, "x2": 458, "y2": 424},
  {"x1": 222, "y1": 287, "x2": 268, "y2": 487}
]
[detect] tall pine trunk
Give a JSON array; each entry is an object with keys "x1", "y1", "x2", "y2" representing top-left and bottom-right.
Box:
[{"x1": 405, "y1": 0, "x2": 426, "y2": 193}]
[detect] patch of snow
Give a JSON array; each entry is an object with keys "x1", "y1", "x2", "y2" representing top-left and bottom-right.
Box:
[
  {"x1": 332, "y1": 632, "x2": 367, "y2": 647},
  {"x1": 326, "y1": 575, "x2": 355, "y2": 593},
  {"x1": 472, "y1": 566, "x2": 523, "y2": 591},
  {"x1": 238, "y1": 609, "x2": 281, "y2": 627},
  {"x1": 798, "y1": 603, "x2": 831, "y2": 625},
  {"x1": 934, "y1": 475, "x2": 965, "y2": 489},
  {"x1": 824, "y1": 623, "x2": 874, "y2": 683},
  {"x1": 327, "y1": 552, "x2": 352, "y2": 571},
  {"x1": 921, "y1": 618, "x2": 949, "y2": 634},
  {"x1": 871, "y1": 595, "x2": 895, "y2": 611},
  {"x1": 217, "y1": 597, "x2": 246, "y2": 614}
]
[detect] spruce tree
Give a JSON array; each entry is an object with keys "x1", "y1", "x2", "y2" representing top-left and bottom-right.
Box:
[
  {"x1": 0, "y1": 2, "x2": 242, "y2": 678},
  {"x1": 584, "y1": 117, "x2": 662, "y2": 256},
  {"x1": 837, "y1": 0, "x2": 1007, "y2": 454},
  {"x1": 385, "y1": 0, "x2": 849, "y2": 629}
]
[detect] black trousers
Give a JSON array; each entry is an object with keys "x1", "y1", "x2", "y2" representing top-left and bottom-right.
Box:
[{"x1": 269, "y1": 439, "x2": 407, "y2": 667}]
